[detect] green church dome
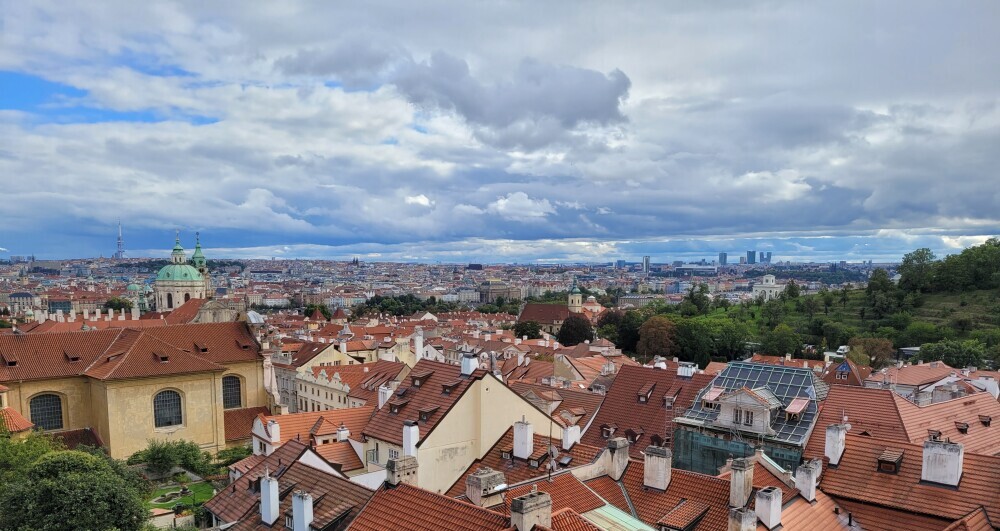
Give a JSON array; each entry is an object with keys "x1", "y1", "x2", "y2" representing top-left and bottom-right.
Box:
[
  {"x1": 127, "y1": 283, "x2": 141, "y2": 292},
  {"x1": 156, "y1": 263, "x2": 204, "y2": 282}
]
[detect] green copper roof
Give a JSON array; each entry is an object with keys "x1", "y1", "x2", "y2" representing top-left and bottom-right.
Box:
[
  {"x1": 126, "y1": 283, "x2": 141, "y2": 291},
  {"x1": 156, "y1": 263, "x2": 204, "y2": 282}
]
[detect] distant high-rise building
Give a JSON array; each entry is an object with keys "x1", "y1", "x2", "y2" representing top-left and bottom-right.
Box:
[
  {"x1": 740, "y1": 256, "x2": 747, "y2": 265},
  {"x1": 718, "y1": 252, "x2": 728, "y2": 266},
  {"x1": 113, "y1": 219, "x2": 125, "y2": 259},
  {"x1": 642, "y1": 256, "x2": 651, "y2": 274},
  {"x1": 764, "y1": 251, "x2": 772, "y2": 264},
  {"x1": 746, "y1": 250, "x2": 756, "y2": 265},
  {"x1": 615, "y1": 259, "x2": 627, "y2": 270}
]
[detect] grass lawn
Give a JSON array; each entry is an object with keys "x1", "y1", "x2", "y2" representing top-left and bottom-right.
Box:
[{"x1": 147, "y1": 481, "x2": 216, "y2": 510}]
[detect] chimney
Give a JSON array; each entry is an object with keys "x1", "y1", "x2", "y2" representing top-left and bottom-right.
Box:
[
  {"x1": 561, "y1": 424, "x2": 581, "y2": 451},
  {"x1": 291, "y1": 490, "x2": 313, "y2": 531},
  {"x1": 402, "y1": 420, "x2": 418, "y2": 457},
  {"x1": 386, "y1": 455, "x2": 419, "y2": 487},
  {"x1": 336, "y1": 423, "x2": 350, "y2": 442},
  {"x1": 484, "y1": 333, "x2": 491, "y2": 341},
  {"x1": 108, "y1": 308, "x2": 115, "y2": 320},
  {"x1": 794, "y1": 460, "x2": 819, "y2": 502},
  {"x1": 267, "y1": 419, "x2": 281, "y2": 450},
  {"x1": 784, "y1": 353, "x2": 792, "y2": 362},
  {"x1": 643, "y1": 445, "x2": 672, "y2": 491},
  {"x1": 510, "y1": 490, "x2": 552, "y2": 531},
  {"x1": 461, "y1": 352, "x2": 478, "y2": 376},
  {"x1": 339, "y1": 340, "x2": 347, "y2": 354},
  {"x1": 83, "y1": 309, "x2": 90, "y2": 321},
  {"x1": 513, "y1": 417, "x2": 534, "y2": 459},
  {"x1": 465, "y1": 467, "x2": 506, "y2": 508},
  {"x1": 608, "y1": 437, "x2": 630, "y2": 481},
  {"x1": 515, "y1": 337, "x2": 522, "y2": 345},
  {"x1": 677, "y1": 362, "x2": 695, "y2": 378},
  {"x1": 728, "y1": 507, "x2": 756, "y2": 531},
  {"x1": 56, "y1": 310, "x2": 64, "y2": 322},
  {"x1": 755, "y1": 487, "x2": 782, "y2": 530},
  {"x1": 131, "y1": 306, "x2": 140, "y2": 320},
  {"x1": 729, "y1": 458, "x2": 753, "y2": 508},
  {"x1": 260, "y1": 471, "x2": 280, "y2": 526},
  {"x1": 118, "y1": 311, "x2": 125, "y2": 321},
  {"x1": 378, "y1": 384, "x2": 392, "y2": 410},
  {"x1": 414, "y1": 326, "x2": 424, "y2": 357},
  {"x1": 826, "y1": 424, "x2": 848, "y2": 466},
  {"x1": 517, "y1": 351, "x2": 525, "y2": 366},
  {"x1": 921, "y1": 438, "x2": 964, "y2": 487}
]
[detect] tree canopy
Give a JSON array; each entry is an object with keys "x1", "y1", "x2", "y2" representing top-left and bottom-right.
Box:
[
  {"x1": 513, "y1": 320, "x2": 542, "y2": 340},
  {"x1": 556, "y1": 315, "x2": 594, "y2": 346}
]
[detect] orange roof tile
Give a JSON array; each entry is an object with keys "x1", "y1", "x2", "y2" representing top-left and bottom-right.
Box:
[
  {"x1": 350, "y1": 483, "x2": 510, "y2": 531},
  {"x1": 0, "y1": 406, "x2": 34, "y2": 432},
  {"x1": 547, "y1": 507, "x2": 603, "y2": 531},
  {"x1": 263, "y1": 406, "x2": 374, "y2": 446},
  {"x1": 943, "y1": 507, "x2": 995, "y2": 531},
  {"x1": 314, "y1": 441, "x2": 365, "y2": 473},
  {"x1": 892, "y1": 392, "x2": 1000, "y2": 455},
  {"x1": 225, "y1": 406, "x2": 270, "y2": 442}
]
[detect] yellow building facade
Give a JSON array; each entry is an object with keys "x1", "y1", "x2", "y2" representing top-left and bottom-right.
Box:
[{"x1": 0, "y1": 322, "x2": 269, "y2": 459}]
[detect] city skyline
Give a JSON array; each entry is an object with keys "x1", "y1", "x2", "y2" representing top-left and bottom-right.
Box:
[{"x1": 1, "y1": 2, "x2": 998, "y2": 262}]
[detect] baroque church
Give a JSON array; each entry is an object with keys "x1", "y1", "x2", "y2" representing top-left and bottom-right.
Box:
[{"x1": 155, "y1": 233, "x2": 211, "y2": 311}]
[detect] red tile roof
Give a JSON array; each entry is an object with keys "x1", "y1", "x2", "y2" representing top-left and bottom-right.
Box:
[
  {"x1": 942, "y1": 507, "x2": 995, "y2": 531},
  {"x1": 830, "y1": 496, "x2": 951, "y2": 531},
  {"x1": 0, "y1": 406, "x2": 33, "y2": 432},
  {"x1": 314, "y1": 441, "x2": 365, "y2": 473},
  {"x1": 893, "y1": 392, "x2": 1000, "y2": 456},
  {"x1": 55, "y1": 427, "x2": 105, "y2": 450},
  {"x1": 518, "y1": 303, "x2": 572, "y2": 325},
  {"x1": 0, "y1": 322, "x2": 261, "y2": 383},
  {"x1": 820, "y1": 433, "x2": 1000, "y2": 525},
  {"x1": 580, "y1": 365, "x2": 715, "y2": 458},
  {"x1": 501, "y1": 473, "x2": 605, "y2": 517},
  {"x1": 509, "y1": 381, "x2": 604, "y2": 429},
  {"x1": 546, "y1": 507, "x2": 603, "y2": 531},
  {"x1": 349, "y1": 483, "x2": 509, "y2": 531},
  {"x1": 263, "y1": 406, "x2": 375, "y2": 446},
  {"x1": 204, "y1": 440, "x2": 311, "y2": 523},
  {"x1": 164, "y1": 298, "x2": 208, "y2": 325},
  {"x1": 444, "y1": 427, "x2": 601, "y2": 498},
  {"x1": 362, "y1": 359, "x2": 486, "y2": 446},
  {"x1": 803, "y1": 386, "x2": 907, "y2": 459},
  {"x1": 865, "y1": 362, "x2": 956, "y2": 387},
  {"x1": 225, "y1": 406, "x2": 270, "y2": 442}
]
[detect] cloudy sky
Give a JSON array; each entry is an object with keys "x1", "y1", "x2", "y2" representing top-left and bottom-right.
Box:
[{"x1": 1, "y1": 1, "x2": 998, "y2": 263}]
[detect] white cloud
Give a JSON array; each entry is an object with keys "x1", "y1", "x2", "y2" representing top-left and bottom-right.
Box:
[
  {"x1": 486, "y1": 192, "x2": 556, "y2": 221},
  {"x1": 404, "y1": 194, "x2": 434, "y2": 207}
]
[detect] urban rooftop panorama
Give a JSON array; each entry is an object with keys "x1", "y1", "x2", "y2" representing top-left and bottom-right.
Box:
[{"x1": 1, "y1": 2, "x2": 999, "y2": 531}]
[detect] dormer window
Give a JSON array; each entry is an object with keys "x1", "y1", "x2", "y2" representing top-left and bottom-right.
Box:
[
  {"x1": 529, "y1": 458, "x2": 540, "y2": 468},
  {"x1": 155, "y1": 351, "x2": 169, "y2": 363},
  {"x1": 663, "y1": 396, "x2": 674, "y2": 410},
  {"x1": 64, "y1": 351, "x2": 81, "y2": 363},
  {"x1": 501, "y1": 450, "x2": 512, "y2": 459},
  {"x1": 928, "y1": 429, "x2": 942, "y2": 440},
  {"x1": 194, "y1": 342, "x2": 209, "y2": 353},
  {"x1": 733, "y1": 409, "x2": 753, "y2": 426},
  {"x1": 601, "y1": 424, "x2": 616, "y2": 438},
  {"x1": 955, "y1": 422, "x2": 969, "y2": 434},
  {"x1": 418, "y1": 406, "x2": 439, "y2": 422},
  {"x1": 637, "y1": 382, "x2": 655, "y2": 403},
  {"x1": 2, "y1": 353, "x2": 18, "y2": 367},
  {"x1": 836, "y1": 371, "x2": 848, "y2": 380},
  {"x1": 979, "y1": 415, "x2": 992, "y2": 427},
  {"x1": 877, "y1": 448, "x2": 904, "y2": 474}
]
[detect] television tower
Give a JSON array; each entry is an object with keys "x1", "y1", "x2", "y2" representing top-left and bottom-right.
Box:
[{"x1": 114, "y1": 219, "x2": 125, "y2": 259}]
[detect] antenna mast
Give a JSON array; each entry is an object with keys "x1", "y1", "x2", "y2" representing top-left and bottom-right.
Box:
[{"x1": 114, "y1": 219, "x2": 126, "y2": 259}]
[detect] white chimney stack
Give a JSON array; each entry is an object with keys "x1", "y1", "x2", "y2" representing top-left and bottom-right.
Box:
[
  {"x1": 69, "y1": 309, "x2": 76, "y2": 321},
  {"x1": 267, "y1": 419, "x2": 281, "y2": 447},
  {"x1": 729, "y1": 458, "x2": 753, "y2": 508},
  {"x1": 260, "y1": 472, "x2": 280, "y2": 526},
  {"x1": 513, "y1": 417, "x2": 534, "y2": 460},
  {"x1": 755, "y1": 487, "x2": 782, "y2": 530},
  {"x1": 378, "y1": 384, "x2": 392, "y2": 410},
  {"x1": 414, "y1": 326, "x2": 424, "y2": 358},
  {"x1": 403, "y1": 420, "x2": 418, "y2": 457},
  {"x1": 561, "y1": 425, "x2": 581, "y2": 451},
  {"x1": 336, "y1": 423, "x2": 350, "y2": 442},
  {"x1": 608, "y1": 438, "x2": 629, "y2": 481},
  {"x1": 107, "y1": 308, "x2": 114, "y2": 320},
  {"x1": 510, "y1": 491, "x2": 552, "y2": 531},
  {"x1": 922, "y1": 438, "x2": 964, "y2": 487},
  {"x1": 678, "y1": 362, "x2": 696, "y2": 378},
  {"x1": 292, "y1": 490, "x2": 313, "y2": 531},
  {"x1": 461, "y1": 352, "x2": 478, "y2": 376},
  {"x1": 83, "y1": 309, "x2": 90, "y2": 321},
  {"x1": 465, "y1": 467, "x2": 507, "y2": 508},
  {"x1": 825, "y1": 424, "x2": 848, "y2": 466},
  {"x1": 728, "y1": 508, "x2": 756, "y2": 531},
  {"x1": 794, "y1": 460, "x2": 819, "y2": 502},
  {"x1": 643, "y1": 445, "x2": 672, "y2": 491},
  {"x1": 131, "y1": 306, "x2": 140, "y2": 320}
]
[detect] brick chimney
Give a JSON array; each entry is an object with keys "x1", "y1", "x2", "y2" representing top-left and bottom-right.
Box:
[
  {"x1": 825, "y1": 423, "x2": 848, "y2": 466},
  {"x1": 729, "y1": 458, "x2": 753, "y2": 508},
  {"x1": 754, "y1": 486, "x2": 782, "y2": 530},
  {"x1": 728, "y1": 507, "x2": 756, "y2": 531},
  {"x1": 510, "y1": 490, "x2": 552, "y2": 531},
  {"x1": 643, "y1": 445, "x2": 672, "y2": 491},
  {"x1": 921, "y1": 437, "x2": 964, "y2": 487},
  {"x1": 513, "y1": 417, "x2": 534, "y2": 459},
  {"x1": 794, "y1": 460, "x2": 819, "y2": 502},
  {"x1": 291, "y1": 490, "x2": 313, "y2": 531},
  {"x1": 607, "y1": 437, "x2": 630, "y2": 481},
  {"x1": 465, "y1": 467, "x2": 506, "y2": 508},
  {"x1": 260, "y1": 471, "x2": 280, "y2": 526},
  {"x1": 386, "y1": 455, "x2": 419, "y2": 487}
]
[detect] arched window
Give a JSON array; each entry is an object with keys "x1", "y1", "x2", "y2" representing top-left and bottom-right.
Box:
[
  {"x1": 154, "y1": 390, "x2": 183, "y2": 428},
  {"x1": 166, "y1": 293, "x2": 173, "y2": 309},
  {"x1": 30, "y1": 394, "x2": 63, "y2": 430},
  {"x1": 222, "y1": 375, "x2": 242, "y2": 409},
  {"x1": 184, "y1": 293, "x2": 191, "y2": 302}
]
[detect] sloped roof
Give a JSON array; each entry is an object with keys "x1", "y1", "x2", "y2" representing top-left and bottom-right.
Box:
[
  {"x1": 204, "y1": 440, "x2": 310, "y2": 523},
  {"x1": 350, "y1": 483, "x2": 510, "y2": 531},
  {"x1": 0, "y1": 406, "x2": 33, "y2": 432},
  {"x1": 262, "y1": 406, "x2": 375, "y2": 446},
  {"x1": 225, "y1": 406, "x2": 270, "y2": 442},
  {"x1": 803, "y1": 386, "x2": 906, "y2": 459},
  {"x1": 164, "y1": 298, "x2": 208, "y2": 325},
  {"x1": 892, "y1": 392, "x2": 1000, "y2": 456},
  {"x1": 0, "y1": 322, "x2": 261, "y2": 383},
  {"x1": 581, "y1": 365, "x2": 714, "y2": 458},
  {"x1": 509, "y1": 381, "x2": 604, "y2": 430},
  {"x1": 866, "y1": 362, "x2": 956, "y2": 387},
  {"x1": 518, "y1": 303, "x2": 572, "y2": 325},
  {"x1": 444, "y1": 427, "x2": 601, "y2": 498},
  {"x1": 362, "y1": 359, "x2": 486, "y2": 446},
  {"x1": 820, "y1": 433, "x2": 1000, "y2": 525}
]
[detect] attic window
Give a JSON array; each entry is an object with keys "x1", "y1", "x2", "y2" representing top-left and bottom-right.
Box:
[
  {"x1": 637, "y1": 382, "x2": 655, "y2": 403},
  {"x1": 441, "y1": 380, "x2": 461, "y2": 395},
  {"x1": 955, "y1": 422, "x2": 969, "y2": 434},
  {"x1": 601, "y1": 424, "x2": 617, "y2": 439},
  {"x1": 625, "y1": 428, "x2": 643, "y2": 443},
  {"x1": 387, "y1": 399, "x2": 409, "y2": 414},
  {"x1": 418, "y1": 406, "x2": 439, "y2": 422},
  {"x1": 877, "y1": 448, "x2": 904, "y2": 474},
  {"x1": 155, "y1": 352, "x2": 169, "y2": 363},
  {"x1": 529, "y1": 458, "x2": 541, "y2": 468},
  {"x1": 501, "y1": 450, "x2": 512, "y2": 459},
  {"x1": 663, "y1": 396, "x2": 675, "y2": 410},
  {"x1": 980, "y1": 415, "x2": 992, "y2": 427},
  {"x1": 927, "y1": 429, "x2": 943, "y2": 440},
  {"x1": 64, "y1": 351, "x2": 81, "y2": 363},
  {"x1": 558, "y1": 455, "x2": 573, "y2": 466},
  {"x1": 194, "y1": 342, "x2": 209, "y2": 353},
  {"x1": 1, "y1": 353, "x2": 18, "y2": 367}
]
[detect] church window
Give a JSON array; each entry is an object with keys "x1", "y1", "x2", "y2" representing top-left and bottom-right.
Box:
[
  {"x1": 166, "y1": 293, "x2": 173, "y2": 308},
  {"x1": 184, "y1": 293, "x2": 191, "y2": 302},
  {"x1": 30, "y1": 394, "x2": 64, "y2": 431},
  {"x1": 222, "y1": 375, "x2": 242, "y2": 409},
  {"x1": 154, "y1": 390, "x2": 183, "y2": 427}
]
